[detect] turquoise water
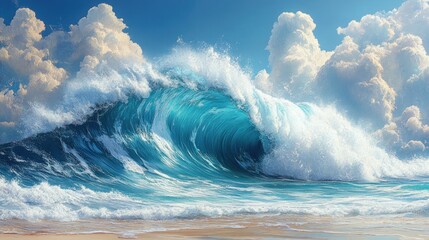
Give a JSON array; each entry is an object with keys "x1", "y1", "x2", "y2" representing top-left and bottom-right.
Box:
[{"x1": 0, "y1": 85, "x2": 428, "y2": 221}]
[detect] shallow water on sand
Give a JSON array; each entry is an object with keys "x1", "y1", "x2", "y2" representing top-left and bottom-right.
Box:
[{"x1": 1, "y1": 215, "x2": 429, "y2": 239}]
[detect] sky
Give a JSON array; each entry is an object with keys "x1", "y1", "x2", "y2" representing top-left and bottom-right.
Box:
[{"x1": 0, "y1": 0, "x2": 405, "y2": 71}]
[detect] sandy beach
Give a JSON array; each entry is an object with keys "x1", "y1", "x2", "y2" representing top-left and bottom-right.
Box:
[{"x1": 1, "y1": 214, "x2": 428, "y2": 239}]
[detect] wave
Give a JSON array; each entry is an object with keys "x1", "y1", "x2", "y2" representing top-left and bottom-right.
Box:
[
  {"x1": 1, "y1": 177, "x2": 429, "y2": 221},
  {"x1": 1, "y1": 86, "x2": 265, "y2": 183},
  {"x1": 1, "y1": 47, "x2": 429, "y2": 221},
  {"x1": 2, "y1": 48, "x2": 429, "y2": 182},
  {"x1": 160, "y1": 48, "x2": 429, "y2": 181},
  {"x1": 1, "y1": 1, "x2": 429, "y2": 224}
]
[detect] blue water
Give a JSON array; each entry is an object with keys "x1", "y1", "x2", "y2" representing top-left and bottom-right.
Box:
[{"x1": 0, "y1": 85, "x2": 428, "y2": 221}]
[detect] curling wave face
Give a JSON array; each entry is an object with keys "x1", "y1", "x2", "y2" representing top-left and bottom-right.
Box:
[
  {"x1": 0, "y1": 68, "x2": 429, "y2": 220},
  {"x1": 0, "y1": 87, "x2": 265, "y2": 185}
]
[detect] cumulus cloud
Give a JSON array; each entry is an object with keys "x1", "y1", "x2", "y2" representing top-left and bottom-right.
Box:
[
  {"x1": 0, "y1": 8, "x2": 67, "y2": 133},
  {"x1": 254, "y1": 11, "x2": 331, "y2": 100},
  {"x1": 68, "y1": 4, "x2": 145, "y2": 69},
  {"x1": 403, "y1": 140, "x2": 426, "y2": 152},
  {"x1": 337, "y1": 14, "x2": 395, "y2": 47},
  {"x1": 338, "y1": 0, "x2": 429, "y2": 50},
  {"x1": 400, "y1": 106, "x2": 429, "y2": 138},
  {"x1": 325, "y1": 0, "x2": 429, "y2": 155},
  {"x1": 0, "y1": 4, "x2": 161, "y2": 143},
  {"x1": 254, "y1": 0, "x2": 429, "y2": 156},
  {"x1": 0, "y1": 8, "x2": 44, "y2": 48},
  {"x1": 316, "y1": 36, "x2": 397, "y2": 127}
]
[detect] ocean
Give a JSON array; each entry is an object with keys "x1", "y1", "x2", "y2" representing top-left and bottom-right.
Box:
[{"x1": 1, "y1": 80, "x2": 428, "y2": 223}]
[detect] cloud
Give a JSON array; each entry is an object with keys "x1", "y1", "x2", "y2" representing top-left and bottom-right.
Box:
[
  {"x1": 0, "y1": 4, "x2": 161, "y2": 143},
  {"x1": 403, "y1": 140, "x2": 426, "y2": 152},
  {"x1": 0, "y1": 8, "x2": 67, "y2": 133},
  {"x1": 254, "y1": 0, "x2": 429, "y2": 156},
  {"x1": 326, "y1": 0, "x2": 429, "y2": 155},
  {"x1": 337, "y1": 14, "x2": 395, "y2": 47},
  {"x1": 316, "y1": 36, "x2": 397, "y2": 127},
  {"x1": 338, "y1": 0, "x2": 429, "y2": 50},
  {"x1": 0, "y1": 8, "x2": 44, "y2": 48},
  {"x1": 68, "y1": 4, "x2": 145, "y2": 69},
  {"x1": 254, "y1": 11, "x2": 331, "y2": 100},
  {"x1": 400, "y1": 106, "x2": 429, "y2": 138}
]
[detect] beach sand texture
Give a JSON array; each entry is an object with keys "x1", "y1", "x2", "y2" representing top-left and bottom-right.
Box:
[{"x1": 1, "y1": 215, "x2": 428, "y2": 239}]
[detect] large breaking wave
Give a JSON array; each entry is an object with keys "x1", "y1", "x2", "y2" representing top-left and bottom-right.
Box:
[
  {"x1": 1, "y1": 2, "x2": 429, "y2": 222},
  {"x1": 1, "y1": 50, "x2": 429, "y2": 220},
  {"x1": 3, "y1": 49, "x2": 429, "y2": 183}
]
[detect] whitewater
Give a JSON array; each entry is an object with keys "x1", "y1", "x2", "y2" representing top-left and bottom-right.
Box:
[{"x1": 1, "y1": 1, "x2": 429, "y2": 225}]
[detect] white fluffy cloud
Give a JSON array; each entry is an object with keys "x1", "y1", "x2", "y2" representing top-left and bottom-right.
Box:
[
  {"x1": 255, "y1": 0, "x2": 429, "y2": 156},
  {"x1": 254, "y1": 11, "x2": 331, "y2": 100},
  {"x1": 325, "y1": 0, "x2": 429, "y2": 155},
  {"x1": 337, "y1": 14, "x2": 395, "y2": 47},
  {"x1": 0, "y1": 8, "x2": 67, "y2": 134},
  {"x1": 0, "y1": 8, "x2": 67, "y2": 94},
  {"x1": 316, "y1": 36, "x2": 397, "y2": 127},
  {"x1": 69, "y1": 4, "x2": 145, "y2": 70},
  {"x1": 339, "y1": 0, "x2": 429, "y2": 50},
  {"x1": 0, "y1": 4, "x2": 161, "y2": 143},
  {"x1": 0, "y1": 8, "x2": 44, "y2": 48}
]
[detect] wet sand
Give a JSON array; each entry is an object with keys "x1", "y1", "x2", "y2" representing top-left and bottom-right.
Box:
[{"x1": 1, "y1": 214, "x2": 428, "y2": 239}]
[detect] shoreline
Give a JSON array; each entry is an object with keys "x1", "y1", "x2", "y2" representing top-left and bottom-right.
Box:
[{"x1": 1, "y1": 214, "x2": 428, "y2": 239}]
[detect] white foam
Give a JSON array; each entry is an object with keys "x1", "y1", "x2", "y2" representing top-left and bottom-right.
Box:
[
  {"x1": 0, "y1": 178, "x2": 428, "y2": 221},
  {"x1": 97, "y1": 135, "x2": 146, "y2": 174},
  {"x1": 61, "y1": 141, "x2": 97, "y2": 178}
]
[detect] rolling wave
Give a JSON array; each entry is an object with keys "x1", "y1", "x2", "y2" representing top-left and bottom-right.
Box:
[
  {"x1": 2, "y1": 63, "x2": 429, "y2": 183},
  {"x1": 1, "y1": 57, "x2": 429, "y2": 220}
]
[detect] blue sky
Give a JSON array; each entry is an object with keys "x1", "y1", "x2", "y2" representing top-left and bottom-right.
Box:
[{"x1": 0, "y1": 0, "x2": 405, "y2": 71}]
